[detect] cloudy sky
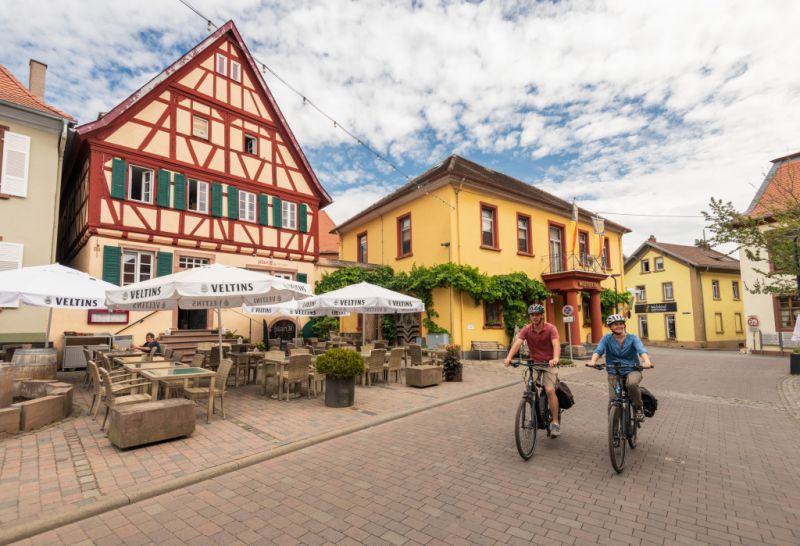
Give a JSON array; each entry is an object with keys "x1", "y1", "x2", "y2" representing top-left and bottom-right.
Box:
[{"x1": 3, "y1": 0, "x2": 800, "y2": 254}]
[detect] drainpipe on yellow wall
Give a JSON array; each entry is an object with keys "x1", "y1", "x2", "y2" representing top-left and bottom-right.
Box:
[
  {"x1": 455, "y1": 178, "x2": 465, "y2": 347},
  {"x1": 50, "y1": 119, "x2": 69, "y2": 263},
  {"x1": 380, "y1": 214, "x2": 384, "y2": 264}
]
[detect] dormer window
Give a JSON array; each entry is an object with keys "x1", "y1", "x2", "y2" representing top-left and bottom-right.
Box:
[
  {"x1": 215, "y1": 53, "x2": 227, "y2": 75},
  {"x1": 230, "y1": 60, "x2": 241, "y2": 82}
]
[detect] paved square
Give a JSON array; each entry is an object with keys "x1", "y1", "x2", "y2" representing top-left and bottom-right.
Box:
[{"x1": 4, "y1": 347, "x2": 800, "y2": 545}]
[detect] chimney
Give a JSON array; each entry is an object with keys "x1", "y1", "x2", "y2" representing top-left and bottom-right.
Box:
[
  {"x1": 648, "y1": 235, "x2": 656, "y2": 243},
  {"x1": 28, "y1": 59, "x2": 47, "y2": 100}
]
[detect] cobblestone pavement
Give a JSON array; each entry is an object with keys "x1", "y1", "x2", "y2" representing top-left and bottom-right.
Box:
[
  {"x1": 0, "y1": 360, "x2": 520, "y2": 532},
  {"x1": 9, "y1": 347, "x2": 800, "y2": 545}
]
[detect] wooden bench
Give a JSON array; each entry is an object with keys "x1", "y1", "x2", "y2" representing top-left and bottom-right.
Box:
[
  {"x1": 108, "y1": 399, "x2": 195, "y2": 449},
  {"x1": 471, "y1": 341, "x2": 507, "y2": 360},
  {"x1": 405, "y1": 365, "x2": 443, "y2": 388}
]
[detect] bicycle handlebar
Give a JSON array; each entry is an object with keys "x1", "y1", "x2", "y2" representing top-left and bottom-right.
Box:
[
  {"x1": 512, "y1": 360, "x2": 556, "y2": 369},
  {"x1": 585, "y1": 363, "x2": 653, "y2": 370}
]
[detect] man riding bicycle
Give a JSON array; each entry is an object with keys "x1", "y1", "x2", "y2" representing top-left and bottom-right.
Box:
[
  {"x1": 504, "y1": 304, "x2": 562, "y2": 437},
  {"x1": 589, "y1": 314, "x2": 653, "y2": 421}
]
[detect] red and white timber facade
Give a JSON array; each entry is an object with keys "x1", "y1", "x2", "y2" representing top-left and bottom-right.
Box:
[{"x1": 55, "y1": 21, "x2": 332, "y2": 344}]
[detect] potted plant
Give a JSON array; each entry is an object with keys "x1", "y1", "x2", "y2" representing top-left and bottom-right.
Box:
[
  {"x1": 791, "y1": 348, "x2": 800, "y2": 375},
  {"x1": 442, "y1": 343, "x2": 463, "y2": 382},
  {"x1": 315, "y1": 348, "x2": 365, "y2": 407}
]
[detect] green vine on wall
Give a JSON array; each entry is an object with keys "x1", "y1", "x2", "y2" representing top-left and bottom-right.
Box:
[{"x1": 314, "y1": 264, "x2": 549, "y2": 342}]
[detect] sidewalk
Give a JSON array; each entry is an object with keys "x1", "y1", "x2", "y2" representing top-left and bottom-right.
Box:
[{"x1": 0, "y1": 359, "x2": 542, "y2": 539}]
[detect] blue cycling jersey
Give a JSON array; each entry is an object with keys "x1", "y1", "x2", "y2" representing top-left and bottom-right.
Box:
[{"x1": 593, "y1": 333, "x2": 648, "y2": 376}]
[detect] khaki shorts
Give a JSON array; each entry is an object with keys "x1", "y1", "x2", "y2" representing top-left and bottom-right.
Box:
[{"x1": 536, "y1": 367, "x2": 559, "y2": 389}]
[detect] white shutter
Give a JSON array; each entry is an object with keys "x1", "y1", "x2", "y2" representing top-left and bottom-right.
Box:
[
  {"x1": 0, "y1": 242, "x2": 24, "y2": 308},
  {"x1": 1, "y1": 132, "x2": 31, "y2": 197}
]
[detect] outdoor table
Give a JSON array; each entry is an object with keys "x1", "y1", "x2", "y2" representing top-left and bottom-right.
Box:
[
  {"x1": 230, "y1": 351, "x2": 265, "y2": 387},
  {"x1": 138, "y1": 367, "x2": 217, "y2": 421},
  {"x1": 114, "y1": 355, "x2": 166, "y2": 366},
  {"x1": 121, "y1": 361, "x2": 187, "y2": 371}
]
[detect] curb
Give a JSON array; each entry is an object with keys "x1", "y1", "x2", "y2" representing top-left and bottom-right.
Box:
[{"x1": 1, "y1": 378, "x2": 519, "y2": 545}]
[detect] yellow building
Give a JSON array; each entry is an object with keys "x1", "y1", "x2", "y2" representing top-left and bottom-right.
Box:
[
  {"x1": 0, "y1": 61, "x2": 75, "y2": 344},
  {"x1": 624, "y1": 236, "x2": 745, "y2": 349},
  {"x1": 53, "y1": 22, "x2": 333, "y2": 356},
  {"x1": 333, "y1": 155, "x2": 629, "y2": 350}
]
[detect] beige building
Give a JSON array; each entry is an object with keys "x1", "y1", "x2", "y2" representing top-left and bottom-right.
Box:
[
  {"x1": 625, "y1": 237, "x2": 745, "y2": 349},
  {"x1": 0, "y1": 61, "x2": 75, "y2": 344}
]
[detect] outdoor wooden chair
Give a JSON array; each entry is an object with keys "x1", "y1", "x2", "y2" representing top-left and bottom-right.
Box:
[
  {"x1": 182, "y1": 358, "x2": 233, "y2": 422},
  {"x1": 279, "y1": 354, "x2": 311, "y2": 400},
  {"x1": 384, "y1": 347, "x2": 404, "y2": 383},
  {"x1": 86, "y1": 360, "x2": 139, "y2": 418},
  {"x1": 293, "y1": 337, "x2": 306, "y2": 347},
  {"x1": 364, "y1": 349, "x2": 386, "y2": 386},
  {"x1": 407, "y1": 344, "x2": 432, "y2": 367},
  {"x1": 308, "y1": 363, "x2": 326, "y2": 398},
  {"x1": 82, "y1": 347, "x2": 94, "y2": 386},
  {"x1": 267, "y1": 339, "x2": 281, "y2": 350},
  {"x1": 191, "y1": 353, "x2": 206, "y2": 368},
  {"x1": 373, "y1": 341, "x2": 387, "y2": 350},
  {"x1": 162, "y1": 347, "x2": 174, "y2": 359},
  {"x1": 362, "y1": 343, "x2": 375, "y2": 354},
  {"x1": 260, "y1": 350, "x2": 287, "y2": 395},
  {"x1": 98, "y1": 367, "x2": 152, "y2": 431}
]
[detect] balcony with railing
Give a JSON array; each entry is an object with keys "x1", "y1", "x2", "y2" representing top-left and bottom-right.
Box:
[{"x1": 540, "y1": 253, "x2": 610, "y2": 292}]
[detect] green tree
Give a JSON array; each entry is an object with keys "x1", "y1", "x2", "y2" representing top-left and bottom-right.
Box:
[{"x1": 703, "y1": 194, "x2": 800, "y2": 296}]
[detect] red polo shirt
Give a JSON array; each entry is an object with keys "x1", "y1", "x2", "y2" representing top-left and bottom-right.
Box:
[{"x1": 518, "y1": 322, "x2": 559, "y2": 362}]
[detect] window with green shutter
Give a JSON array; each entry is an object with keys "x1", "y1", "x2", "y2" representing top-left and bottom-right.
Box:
[
  {"x1": 258, "y1": 194, "x2": 268, "y2": 225},
  {"x1": 157, "y1": 251, "x2": 173, "y2": 277},
  {"x1": 299, "y1": 203, "x2": 308, "y2": 233},
  {"x1": 272, "y1": 196, "x2": 282, "y2": 227},
  {"x1": 102, "y1": 246, "x2": 122, "y2": 285},
  {"x1": 227, "y1": 185, "x2": 239, "y2": 220},
  {"x1": 156, "y1": 170, "x2": 171, "y2": 207},
  {"x1": 173, "y1": 174, "x2": 187, "y2": 210},
  {"x1": 296, "y1": 273, "x2": 308, "y2": 284},
  {"x1": 211, "y1": 183, "x2": 223, "y2": 217},
  {"x1": 110, "y1": 159, "x2": 127, "y2": 199}
]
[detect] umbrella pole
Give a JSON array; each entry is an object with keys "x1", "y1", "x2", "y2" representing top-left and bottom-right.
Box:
[
  {"x1": 217, "y1": 304, "x2": 224, "y2": 364},
  {"x1": 45, "y1": 307, "x2": 53, "y2": 349}
]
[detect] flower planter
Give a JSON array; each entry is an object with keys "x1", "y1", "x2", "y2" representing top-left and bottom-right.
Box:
[
  {"x1": 444, "y1": 367, "x2": 462, "y2": 382},
  {"x1": 325, "y1": 376, "x2": 356, "y2": 407},
  {"x1": 791, "y1": 354, "x2": 800, "y2": 375}
]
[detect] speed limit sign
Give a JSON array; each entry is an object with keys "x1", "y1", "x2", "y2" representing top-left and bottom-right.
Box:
[{"x1": 747, "y1": 316, "x2": 759, "y2": 328}]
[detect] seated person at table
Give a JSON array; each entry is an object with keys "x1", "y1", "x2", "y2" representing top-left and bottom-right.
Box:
[{"x1": 137, "y1": 333, "x2": 162, "y2": 355}]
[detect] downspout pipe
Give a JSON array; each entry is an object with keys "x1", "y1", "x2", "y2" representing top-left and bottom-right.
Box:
[{"x1": 50, "y1": 120, "x2": 69, "y2": 263}]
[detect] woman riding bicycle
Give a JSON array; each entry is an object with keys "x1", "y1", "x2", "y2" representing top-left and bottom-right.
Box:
[{"x1": 589, "y1": 314, "x2": 653, "y2": 421}]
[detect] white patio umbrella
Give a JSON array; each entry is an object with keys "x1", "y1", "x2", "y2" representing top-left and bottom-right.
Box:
[
  {"x1": 243, "y1": 300, "x2": 350, "y2": 317},
  {"x1": 0, "y1": 263, "x2": 117, "y2": 348},
  {"x1": 299, "y1": 282, "x2": 425, "y2": 344},
  {"x1": 106, "y1": 264, "x2": 312, "y2": 362}
]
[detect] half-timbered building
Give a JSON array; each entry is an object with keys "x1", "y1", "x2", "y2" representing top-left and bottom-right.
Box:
[{"x1": 55, "y1": 21, "x2": 332, "y2": 346}]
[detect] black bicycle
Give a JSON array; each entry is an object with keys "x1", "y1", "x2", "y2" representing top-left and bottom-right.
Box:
[
  {"x1": 511, "y1": 360, "x2": 560, "y2": 460},
  {"x1": 587, "y1": 361, "x2": 653, "y2": 473}
]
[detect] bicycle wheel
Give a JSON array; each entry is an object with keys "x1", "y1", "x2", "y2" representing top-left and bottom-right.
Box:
[
  {"x1": 515, "y1": 397, "x2": 537, "y2": 460},
  {"x1": 627, "y1": 407, "x2": 638, "y2": 450},
  {"x1": 608, "y1": 404, "x2": 626, "y2": 473}
]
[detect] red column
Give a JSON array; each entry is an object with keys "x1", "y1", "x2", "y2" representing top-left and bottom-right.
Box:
[
  {"x1": 545, "y1": 296, "x2": 555, "y2": 325},
  {"x1": 564, "y1": 290, "x2": 581, "y2": 346},
  {"x1": 590, "y1": 290, "x2": 603, "y2": 343}
]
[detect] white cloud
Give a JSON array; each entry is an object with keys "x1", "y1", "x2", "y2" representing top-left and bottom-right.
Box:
[
  {"x1": 324, "y1": 184, "x2": 392, "y2": 226},
  {"x1": 4, "y1": 0, "x2": 800, "y2": 256}
]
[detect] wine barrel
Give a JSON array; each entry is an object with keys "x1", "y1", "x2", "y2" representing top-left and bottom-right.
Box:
[{"x1": 10, "y1": 349, "x2": 58, "y2": 380}]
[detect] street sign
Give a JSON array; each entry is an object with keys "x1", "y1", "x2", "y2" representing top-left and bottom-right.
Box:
[
  {"x1": 746, "y1": 316, "x2": 759, "y2": 328},
  {"x1": 562, "y1": 305, "x2": 574, "y2": 316},
  {"x1": 563, "y1": 316, "x2": 575, "y2": 323}
]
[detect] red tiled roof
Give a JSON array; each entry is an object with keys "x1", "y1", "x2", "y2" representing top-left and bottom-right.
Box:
[
  {"x1": 745, "y1": 154, "x2": 800, "y2": 218},
  {"x1": 0, "y1": 65, "x2": 74, "y2": 120},
  {"x1": 625, "y1": 239, "x2": 739, "y2": 272},
  {"x1": 317, "y1": 210, "x2": 339, "y2": 256}
]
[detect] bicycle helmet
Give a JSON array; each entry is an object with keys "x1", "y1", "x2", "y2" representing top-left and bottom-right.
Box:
[
  {"x1": 606, "y1": 313, "x2": 626, "y2": 326},
  {"x1": 527, "y1": 303, "x2": 545, "y2": 315}
]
